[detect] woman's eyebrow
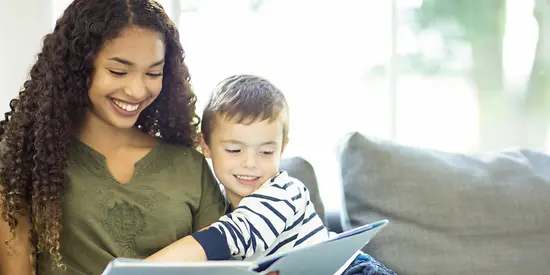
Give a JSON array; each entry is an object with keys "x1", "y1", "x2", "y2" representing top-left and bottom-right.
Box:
[{"x1": 108, "y1": 57, "x2": 164, "y2": 67}]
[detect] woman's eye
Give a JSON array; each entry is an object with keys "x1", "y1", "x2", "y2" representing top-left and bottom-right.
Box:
[
  {"x1": 147, "y1": 72, "x2": 163, "y2": 77},
  {"x1": 261, "y1": 151, "x2": 274, "y2": 155},
  {"x1": 108, "y1": 70, "x2": 127, "y2": 76},
  {"x1": 225, "y1": 149, "x2": 241, "y2": 153}
]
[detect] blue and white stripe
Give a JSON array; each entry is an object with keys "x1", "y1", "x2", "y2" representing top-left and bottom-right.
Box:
[{"x1": 193, "y1": 171, "x2": 329, "y2": 261}]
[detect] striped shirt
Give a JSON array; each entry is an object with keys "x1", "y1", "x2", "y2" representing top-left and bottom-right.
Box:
[{"x1": 192, "y1": 171, "x2": 329, "y2": 261}]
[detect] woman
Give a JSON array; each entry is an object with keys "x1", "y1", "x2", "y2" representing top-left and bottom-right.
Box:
[{"x1": 0, "y1": 0, "x2": 226, "y2": 274}]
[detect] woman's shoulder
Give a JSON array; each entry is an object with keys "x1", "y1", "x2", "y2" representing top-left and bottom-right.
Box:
[
  {"x1": 155, "y1": 142, "x2": 211, "y2": 181},
  {"x1": 158, "y1": 142, "x2": 205, "y2": 164}
]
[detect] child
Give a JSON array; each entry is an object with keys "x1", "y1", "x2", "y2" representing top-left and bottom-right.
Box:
[{"x1": 147, "y1": 74, "x2": 330, "y2": 261}]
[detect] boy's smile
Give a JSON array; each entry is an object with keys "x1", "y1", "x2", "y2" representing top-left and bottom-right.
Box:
[
  {"x1": 234, "y1": 174, "x2": 261, "y2": 185},
  {"x1": 200, "y1": 115, "x2": 288, "y2": 206}
]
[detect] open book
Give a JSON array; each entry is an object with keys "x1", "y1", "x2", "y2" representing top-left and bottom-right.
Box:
[{"x1": 101, "y1": 219, "x2": 389, "y2": 275}]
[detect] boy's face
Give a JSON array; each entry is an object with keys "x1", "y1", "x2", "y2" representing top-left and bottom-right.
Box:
[{"x1": 200, "y1": 115, "x2": 288, "y2": 204}]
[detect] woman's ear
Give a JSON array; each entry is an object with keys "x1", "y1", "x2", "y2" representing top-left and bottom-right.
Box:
[{"x1": 199, "y1": 133, "x2": 212, "y2": 158}]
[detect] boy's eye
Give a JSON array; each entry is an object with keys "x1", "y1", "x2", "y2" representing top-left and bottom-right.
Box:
[
  {"x1": 108, "y1": 70, "x2": 127, "y2": 76},
  {"x1": 225, "y1": 149, "x2": 241, "y2": 153},
  {"x1": 261, "y1": 151, "x2": 274, "y2": 155}
]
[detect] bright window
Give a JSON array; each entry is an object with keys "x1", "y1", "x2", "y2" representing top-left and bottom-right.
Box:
[{"x1": 52, "y1": 0, "x2": 550, "y2": 210}]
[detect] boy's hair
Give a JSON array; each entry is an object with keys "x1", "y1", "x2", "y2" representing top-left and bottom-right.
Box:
[{"x1": 201, "y1": 74, "x2": 289, "y2": 144}]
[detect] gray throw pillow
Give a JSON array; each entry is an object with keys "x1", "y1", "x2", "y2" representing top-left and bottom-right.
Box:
[{"x1": 337, "y1": 131, "x2": 550, "y2": 275}]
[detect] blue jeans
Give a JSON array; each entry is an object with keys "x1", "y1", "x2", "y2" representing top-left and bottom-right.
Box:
[{"x1": 341, "y1": 252, "x2": 397, "y2": 275}]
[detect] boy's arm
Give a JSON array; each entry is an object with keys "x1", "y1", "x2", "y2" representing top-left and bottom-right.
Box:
[
  {"x1": 146, "y1": 234, "x2": 207, "y2": 262},
  {"x1": 192, "y1": 176, "x2": 301, "y2": 260},
  {"x1": 146, "y1": 226, "x2": 211, "y2": 262},
  {"x1": 147, "y1": 174, "x2": 301, "y2": 262},
  {"x1": 146, "y1": 184, "x2": 297, "y2": 261}
]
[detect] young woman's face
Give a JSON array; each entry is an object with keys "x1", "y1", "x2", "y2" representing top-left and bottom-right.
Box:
[{"x1": 88, "y1": 26, "x2": 165, "y2": 129}]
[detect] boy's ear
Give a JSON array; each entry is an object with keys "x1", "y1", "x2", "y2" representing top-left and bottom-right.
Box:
[
  {"x1": 199, "y1": 133, "x2": 212, "y2": 158},
  {"x1": 281, "y1": 138, "x2": 289, "y2": 154}
]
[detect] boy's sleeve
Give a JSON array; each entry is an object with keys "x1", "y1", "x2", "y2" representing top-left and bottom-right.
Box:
[
  {"x1": 192, "y1": 176, "x2": 301, "y2": 260},
  {"x1": 192, "y1": 158, "x2": 228, "y2": 231}
]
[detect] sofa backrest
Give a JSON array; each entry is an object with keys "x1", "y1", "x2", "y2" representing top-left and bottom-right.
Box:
[{"x1": 336, "y1": 131, "x2": 550, "y2": 275}]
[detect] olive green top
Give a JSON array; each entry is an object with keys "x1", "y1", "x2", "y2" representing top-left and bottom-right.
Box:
[{"x1": 36, "y1": 139, "x2": 227, "y2": 275}]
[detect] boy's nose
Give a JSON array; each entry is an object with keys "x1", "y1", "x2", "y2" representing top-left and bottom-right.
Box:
[{"x1": 243, "y1": 152, "x2": 257, "y2": 168}]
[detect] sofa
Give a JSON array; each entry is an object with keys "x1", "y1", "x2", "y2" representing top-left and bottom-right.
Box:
[{"x1": 281, "y1": 131, "x2": 550, "y2": 275}]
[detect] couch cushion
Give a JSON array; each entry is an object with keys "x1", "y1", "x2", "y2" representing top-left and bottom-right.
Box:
[{"x1": 337, "y1": 132, "x2": 550, "y2": 275}]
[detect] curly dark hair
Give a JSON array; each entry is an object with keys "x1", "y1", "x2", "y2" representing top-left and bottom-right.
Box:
[{"x1": 0, "y1": 0, "x2": 199, "y2": 269}]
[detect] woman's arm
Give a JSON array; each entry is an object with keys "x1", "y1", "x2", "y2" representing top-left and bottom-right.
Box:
[
  {"x1": 146, "y1": 157, "x2": 224, "y2": 262},
  {"x1": 0, "y1": 209, "x2": 34, "y2": 275},
  {"x1": 192, "y1": 159, "x2": 228, "y2": 231}
]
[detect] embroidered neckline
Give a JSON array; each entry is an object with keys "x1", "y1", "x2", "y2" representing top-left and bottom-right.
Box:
[{"x1": 69, "y1": 137, "x2": 169, "y2": 184}]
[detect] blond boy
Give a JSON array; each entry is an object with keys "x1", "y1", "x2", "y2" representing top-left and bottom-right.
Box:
[{"x1": 148, "y1": 75, "x2": 328, "y2": 262}]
